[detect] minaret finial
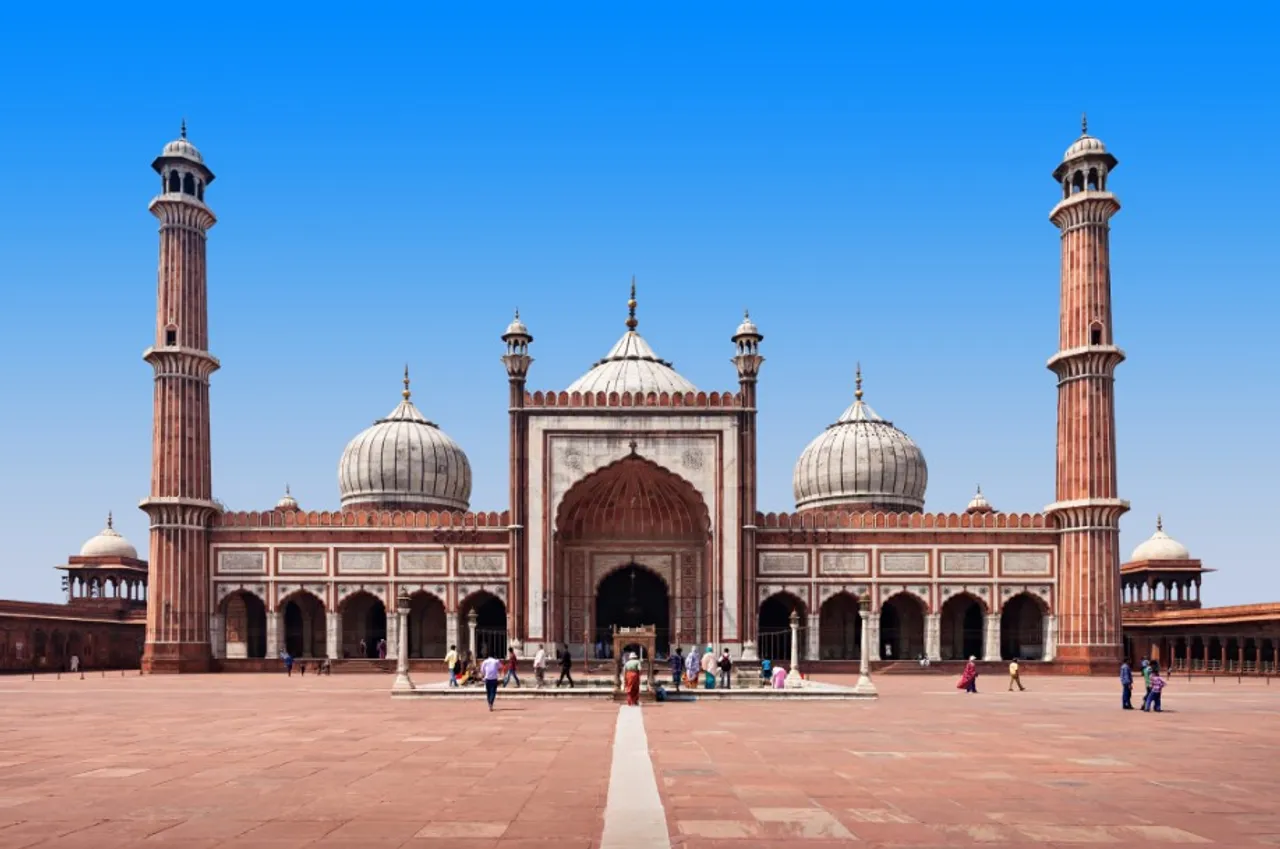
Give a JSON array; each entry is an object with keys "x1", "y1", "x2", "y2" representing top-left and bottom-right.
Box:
[
  {"x1": 285, "y1": 484, "x2": 291, "y2": 496},
  {"x1": 107, "y1": 511, "x2": 113, "y2": 529},
  {"x1": 1081, "y1": 112, "x2": 1088, "y2": 135},
  {"x1": 976, "y1": 484, "x2": 982, "y2": 495},
  {"x1": 626, "y1": 276, "x2": 638, "y2": 330},
  {"x1": 1156, "y1": 514, "x2": 1163, "y2": 532},
  {"x1": 854, "y1": 362, "x2": 863, "y2": 401},
  {"x1": 402, "y1": 364, "x2": 411, "y2": 400},
  {"x1": 181, "y1": 118, "x2": 187, "y2": 139},
  {"x1": 514, "y1": 307, "x2": 520, "y2": 320}
]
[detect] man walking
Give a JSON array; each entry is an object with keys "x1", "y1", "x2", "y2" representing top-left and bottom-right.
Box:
[
  {"x1": 480, "y1": 651, "x2": 502, "y2": 711},
  {"x1": 556, "y1": 643, "x2": 574, "y2": 688},
  {"x1": 670, "y1": 647, "x2": 685, "y2": 692},
  {"x1": 718, "y1": 649, "x2": 733, "y2": 690},
  {"x1": 503, "y1": 646, "x2": 522, "y2": 688},
  {"x1": 444, "y1": 644, "x2": 459, "y2": 687},
  {"x1": 1140, "y1": 659, "x2": 1153, "y2": 710},
  {"x1": 1120, "y1": 658, "x2": 1134, "y2": 709},
  {"x1": 1008, "y1": 659, "x2": 1025, "y2": 691},
  {"x1": 533, "y1": 644, "x2": 547, "y2": 689}
]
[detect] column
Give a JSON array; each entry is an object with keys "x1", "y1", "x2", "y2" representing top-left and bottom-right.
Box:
[
  {"x1": 854, "y1": 602, "x2": 877, "y2": 696},
  {"x1": 866, "y1": 615, "x2": 881, "y2": 661},
  {"x1": 468, "y1": 611, "x2": 478, "y2": 657},
  {"x1": 326, "y1": 611, "x2": 342, "y2": 659},
  {"x1": 983, "y1": 613, "x2": 1001, "y2": 661},
  {"x1": 1043, "y1": 615, "x2": 1057, "y2": 662},
  {"x1": 392, "y1": 600, "x2": 414, "y2": 691},
  {"x1": 925, "y1": 613, "x2": 941, "y2": 662},
  {"x1": 785, "y1": 610, "x2": 803, "y2": 688},
  {"x1": 806, "y1": 613, "x2": 820, "y2": 661},
  {"x1": 446, "y1": 611, "x2": 459, "y2": 654},
  {"x1": 385, "y1": 613, "x2": 399, "y2": 661},
  {"x1": 267, "y1": 610, "x2": 283, "y2": 658},
  {"x1": 209, "y1": 613, "x2": 226, "y2": 660}
]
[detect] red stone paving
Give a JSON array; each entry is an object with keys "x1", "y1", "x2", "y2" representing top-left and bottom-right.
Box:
[{"x1": 0, "y1": 672, "x2": 1277, "y2": 847}]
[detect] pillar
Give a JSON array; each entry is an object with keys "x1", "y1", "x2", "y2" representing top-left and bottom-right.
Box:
[
  {"x1": 467, "y1": 610, "x2": 478, "y2": 658},
  {"x1": 983, "y1": 613, "x2": 1001, "y2": 661},
  {"x1": 209, "y1": 613, "x2": 226, "y2": 660},
  {"x1": 392, "y1": 593, "x2": 414, "y2": 692},
  {"x1": 446, "y1": 611, "x2": 459, "y2": 654},
  {"x1": 806, "y1": 612, "x2": 820, "y2": 661},
  {"x1": 866, "y1": 615, "x2": 881, "y2": 661},
  {"x1": 1043, "y1": 615, "x2": 1057, "y2": 662},
  {"x1": 385, "y1": 613, "x2": 399, "y2": 661},
  {"x1": 785, "y1": 610, "x2": 803, "y2": 688},
  {"x1": 854, "y1": 601, "x2": 877, "y2": 696},
  {"x1": 925, "y1": 613, "x2": 941, "y2": 662},
  {"x1": 267, "y1": 610, "x2": 283, "y2": 658},
  {"x1": 326, "y1": 611, "x2": 342, "y2": 660}
]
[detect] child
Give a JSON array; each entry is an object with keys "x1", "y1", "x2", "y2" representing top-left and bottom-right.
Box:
[{"x1": 1148, "y1": 667, "x2": 1166, "y2": 713}]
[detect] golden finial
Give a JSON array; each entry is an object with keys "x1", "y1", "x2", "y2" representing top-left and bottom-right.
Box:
[
  {"x1": 854, "y1": 362, "x2": 863, "y2": 401},
  {"x1": 181, "y1": 118, "x2": 187, "y2": 139},
  {"x1": 1081, "y1": 112, "x2": 1088, "y2": 135},
  {"x1": 107, "y1": 511, "x2": 113, "y2": 530},
  {"x1": 625, "y1": 276, "x2": 638, "y2": 330},
  {"x1": 1156, "y1": 514, "x2": 1163, "y2": 532},
  {"x1": 402, "y1": 364, "x2": 411, "y2": 400}
]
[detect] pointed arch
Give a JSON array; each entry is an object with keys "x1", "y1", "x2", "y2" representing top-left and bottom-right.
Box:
[
  {"x1": 556, "y1": 454, "x2": 710, "y2": 542},
  {"x1": 879, "y1": 592, "x2": 925, "y2": 660}
]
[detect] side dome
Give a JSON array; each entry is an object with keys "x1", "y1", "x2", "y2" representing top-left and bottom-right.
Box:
[
  {"x1": 793, "y1": 368, "x2": 928, "y2": 513},
  {"x1": 79, "y1": 513, "x2": 138, "y2": 559},
  {"x1": 276, "y1": 485, "x2": 298, "y2": 511},
  {"x1": 338, "y1": 369, "x2": 472, "y2": 511},
  {"x1": 1130, "y1": 516, "x2": 1190, "y2": 562},
  {"x1": 566, "y1": 279, "x2": 697, "y2": 396}
]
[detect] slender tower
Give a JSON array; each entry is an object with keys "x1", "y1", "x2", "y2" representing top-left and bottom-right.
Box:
[
  {"x1": 1046, "y1": 116, "x2": 1129, "y2": 671},
  {"x1": 502, "y1": 310, "x2": 533, "y2": 651},
  {"x1": 731, "y1": 311, "x2": 763, "y2": 659},
  {"x1": 140, "y1": 124, "x2": 220, "y2": 673}
]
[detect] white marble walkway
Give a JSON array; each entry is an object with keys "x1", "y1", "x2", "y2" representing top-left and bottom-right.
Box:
[{"x1": 600, "y1": 705, "x2": 671, "y2": 849}]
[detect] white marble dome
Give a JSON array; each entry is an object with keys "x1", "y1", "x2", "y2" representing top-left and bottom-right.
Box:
[
  {"x1": 276, "y1": 486, "x2": 298, "y2": 511},
  {"x1": 1064, "y1": 133, "x2": 1107, "y2": 160},
  {"x1": 793, "y1": 370, "x2": 928, "y2": 512},
  {"x1": 79, "y1": 514, "x2": 138, "y2": 559},
  {"x1": 159, "y1": 122, "x2": 205, "y2": 164},
  {"x1": 567, "y1": 283, "x2": 696, "y2": 396},
  {"x1": 338, "y1": 374, "x2": 471, "y2": 511},
  {"x1": 1130, "y1": 517, "x2": 1190, "y2": 562}
]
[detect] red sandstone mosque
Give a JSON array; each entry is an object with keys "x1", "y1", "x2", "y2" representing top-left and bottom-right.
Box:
[{"x1": 2, "y1": 120, "x2": 1277, "y2": 676}]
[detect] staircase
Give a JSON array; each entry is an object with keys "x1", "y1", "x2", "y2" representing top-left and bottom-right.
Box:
[{"x1": 333, "y1": 659, "x2": 394, "y2": 674}]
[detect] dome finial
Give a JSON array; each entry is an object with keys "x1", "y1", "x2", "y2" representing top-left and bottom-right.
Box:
[
  {"x1": 1156, "y1": 513, "x2": 1163, "y2": 532},
  {"x1": 107, "y1": 511, "x2": 113, "y2": 529},
  {"x1": 976, "y1": 484, "x2": 982, "y2": 495},
  {"x1": 1081, "y1": 112, "x2": 1088, "y2": 135},
  {"x1": 181, "y1": 118, "x2": 187, "y2": 139},
  {"x1": 514, "y1": 307, "x2": 520, "y2": 320},
  {"x1": 626, "y1": 276, "x2": 638, "y2": 330},
  {"x1": 854, "y1": 362, "x2": 864, "y2": 401},
  {"x1": 285, "y1": 483, "x2": 291, "y2": 496},
  {"x1": 402, "y1": 364, "x2": 411, "y2": 400}
]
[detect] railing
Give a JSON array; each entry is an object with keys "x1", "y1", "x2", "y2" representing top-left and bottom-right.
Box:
[
  {"x1": 757, "y1": 627, "x2": 806, "y2": 663},
  {"x1": 474, "y1": 628, "x2": 508, "y2": 659}
]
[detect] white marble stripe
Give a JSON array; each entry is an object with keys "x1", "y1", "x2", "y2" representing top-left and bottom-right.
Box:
[{"x1": 601, "y1": 706, "x2": 670, "y2": 849}]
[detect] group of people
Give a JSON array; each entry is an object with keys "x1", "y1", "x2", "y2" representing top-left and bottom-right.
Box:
[
  {"x1": 664, "y1": 645, "x2": 737, "y2": 691},
  {"x1": 278, "y1": 651, "x2": 332, "y2": 676},
  {"x1": 1121, "y1": 658, "x2": 1167, "y2": 712}
]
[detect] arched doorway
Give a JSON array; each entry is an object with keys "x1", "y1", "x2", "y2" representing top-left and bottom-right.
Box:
[
  {"x1": 407, "y1": 592, "x2": 448, "y2": 658},
  {"x1": 940, "y1": 593, "x2": 985, "y2": 661},
  {"x1": 340, "y1": 591, "x2": 387, "y2": 659},
  {"x1": 758, "y1": 592, "x2": 805, "y2": 663},
  {"x1": 554, "y1": 454, "x2": 710, "y2": 654},
  {"x1": 595, "y1": 565, "x2": 670, "y2": 656},
  {"x1": 460, "y1": 592, "x2": 507, "y2": 659},
  {"x1": 879, "y1": 593, "x2": 925, "y2": 661},
  {"x1": 1000, "y1": 593, "x2": 1046, "y2": 660},
  {"x1": 282, "y1": 592, "x2": 326, "y2": 658},
  {"x1": 222, "y1": 590, "x2": 268, "y2": 659},
  {"x1": 819, "y1": 592, "x2": 861, "y2": 660}
]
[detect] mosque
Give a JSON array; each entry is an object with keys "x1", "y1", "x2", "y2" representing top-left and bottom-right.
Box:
[{"x1": 2, "y1": 120, "x2": 1277, "y2": 676}]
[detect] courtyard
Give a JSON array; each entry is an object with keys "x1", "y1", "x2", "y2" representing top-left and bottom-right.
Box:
[{"x1": 0, "y1": 672, "x2": 1276, "y2": 848}]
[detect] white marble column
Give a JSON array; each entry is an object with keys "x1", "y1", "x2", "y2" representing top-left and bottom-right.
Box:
[
  {"x1": 267, "y1": 610, "x2": 283, "y2": 658},
  {"x1": 392, "y1": 604, "x2": 414, "y2": 691},
  {"x1": 983, "y1": 613, "x2": 1001, "y2": 661},
  {"x1": 468, "y1": 614, "x2": 478, "y2": 658},
  {"x1": 1043, "y1": 614, "x2": 1057, "y2": 662},
  {"x1": 385, "y1": 613, "x2": 400, "y2": 661},
  {"x1": 446, "y1": 611, "x2": 459, "y2": 654},
  {"x1": 925, "y1": 613, "x2": 941, "y2": 662},
  {"x1": 806, "y1": 613, "x2": 820, "y2": 661},
  {"x1": 866, "y1": 616, "x2": 881, "y2": 661},
  {"x1": 854, "y1": 605, "x2": 877, "y2": 696},
  {"x1": 326, "y1": 611, "x2": 342, "y2": 659},
  {"x1": 209, "y1": 613, "x2": 226, "y2": 660},
  {"x1": 785, "y1": 611, "x2": 803, "y2": 688}
]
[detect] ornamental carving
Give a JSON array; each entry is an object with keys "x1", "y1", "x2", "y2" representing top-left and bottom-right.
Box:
[
  {"x1": 940, "y1": 552, "x2": 989, "y2": 576},
  {"x1": 215, "y1": 582, "x2": 267, "y2": 603},
  {"x1": 819, "y1": 552, "x2": 869, "y2": 576},
  {"x1": 681, "y1": 448, "x2": 704, "y2": 472},
  {"x1": 458, "y1": 552, "x2": 507, "y2": 576},
  {"x1": 759, "y1": 552, "x2": 808, "y2": 576},
  {"x1": 279, "y1": 552, "x2": 326, "y2": 575},
  {"x1": 398, "y1": 551, "x2": 447, "y2": 576},
  {"x1": 818, "y1": 584, "x2": 869, "y2": 603},
  {"x1": 336, "y1": 583, "x2": 387, "y2": 605},
  {"x1": 337, "y1": 551, "x2": 387, "y2": 575},
  {"x1": 217, "y1": 551, "x2": 266, "y2": 575},
  {"x1": 1002, "y1": 552, "x2": 1052, "y2": 576},
  {"x1": 880, "y1": 552, "x2": 929, "y2": 576}
]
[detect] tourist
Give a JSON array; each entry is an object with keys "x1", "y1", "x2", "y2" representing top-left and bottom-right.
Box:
[
  {"x1": 359, "y1": 638, "x2": 367, "y2": 658},
  {"x1": 1120, "y1": 659, "x2": 1134, "y2": 709},
  {"x1": 624, "y1": 652, "x2": 643, "y2": 706},
  {"x1": 480, "y1": 650, "x2": 502, "y2": 711},
  {"x1": 533, "y1": 644, "x2": 547, "y2": 688},
  {"x1": 772, "y1": 664, "x2": 787, "y2": 689},
  {"x1": 503, "y1": 646, "x2": 521, "y2": 688},
  {"x1": 759, "y1": 658, "x2": 772, "y2": 684},
  {"x1": 69, "y1": 655, "x2": 79, "y2": 674},
  {"x1": 377, "y1": 638, "x2": 387, "y2": 660},
  {"x1": 700, "y1": 646, "x2": 717, "y2": 688},
  {"x1": 1146, "y1": 663, "x2": 1166, "y2": 712},
  {"x1": 684, "y1": 645, "x2": 700, "y2": 688},
  {"x1": 281, "y1": 650, "x2": 294, "y2": 677},
  {"x1": 556, "y1": 643, "x2": 574, "y2": 688},
  {"x1": 957, "y1": 656, "x2": 978, "y2": 693},
  {"x1": 718, "y1": 649, "x2": 733, "y2": 690},
  {"x1": 445, "y1": 644, "x2": 459, "y2": 687},
  {"x1": 1140, "y1": 659, "x2": 1153, "y2": 710},
  {"x1": 669, "y1": 647, "x2": 684, "y2": 691},
  {"x1": 1009, "y1": 659, "x2": 1026, "y2": 692}
]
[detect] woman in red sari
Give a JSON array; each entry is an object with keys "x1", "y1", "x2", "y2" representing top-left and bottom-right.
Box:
[
  {"x1": 623, "y1": 652, "x2": 642, "y2": 706},
  {"x1": 957, "y1": 656, "x2": 978, "y2": 693}
]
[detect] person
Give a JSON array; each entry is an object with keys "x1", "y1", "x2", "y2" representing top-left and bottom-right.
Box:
[
  {"x1": 480, "y1": 651, "x2": 502, "y2": 711},
  {"x1": 1120, "y1": 659, "x2": 1134, "y2": 709},
  {"x1": 670, "y1": 647, "x2": 684, "y2": 691},
  {"x1": 1140, "y1": 659, "x2": 1153, "y2": 710},
  {"x1": 533, "y1": 644, "x2": 547, "y2": 688},
  {"x1": 957, "y1": 656, "x2": 978, "y2": 693},
  {"x1": 759, "y1": 659, "x2": 772, "y2": 684},
  {"x1": 684, "y1": 644, "x2": 700, "y2": 688},
  {"x1": 317, "y1": 658, "x2": 331, "y2": 675},
  {"x1": 69, "y1": 655, "x2": 80, "y2": 674},
  {"x1": 556, "y1": 643, "x2": 574, "y2": 688},
  {"x1": 503, "y1": 646, "x2": 521, "y2": 688},
  {"x1": 1147, "y1": 664, "x2": 1166, "y2": 712},
  {"x1": 377, "y1": 638, "x2": 387, "y2": 660},
  {"x1": 281, "y1": 650, "x2": 294, "y2": 676},
  {"x1": 359, "y1": 638, "x2": 367, "y2": 659},
  {"x1": 701, "y1": 646, "x2": 717, "y2": 688},
  {"x1": 445, "y1": 644, "x2": 460, "y2": 687},
  {"x1": 717, "y1": 649, "x2": 733, "y2": 690},
  {"x1": 1009, "y1": 659, "x2": 1025, "y2": 692},
  {"x1": 623, "y1": 652, "x2": 643, "y2": 706},
  {"x1": 772, "y1": 664, "x2": 788, "y2": 689}
]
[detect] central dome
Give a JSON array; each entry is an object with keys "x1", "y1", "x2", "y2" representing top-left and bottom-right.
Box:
[
  {"x1": 338, "y1": 369, "x2": 471, "y2": 511},
  {"x1": 566, "y1": 280, "x2": 697, "y2": 396},
  {"x1": 79, "y1": 513, "x2": 138, "y2": 559},
  {"x1": 793, "y1": 367, "x2": 928, "y2": 513}
]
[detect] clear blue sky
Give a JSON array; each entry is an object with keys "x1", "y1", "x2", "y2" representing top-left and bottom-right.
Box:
[{"x1": 1, "y1": 6, "x2": 1276, "y2": 606}]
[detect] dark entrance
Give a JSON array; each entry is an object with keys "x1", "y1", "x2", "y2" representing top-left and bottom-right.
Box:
[{"x1": 595, "y1": 566, "x2": 670, "y2": 655}]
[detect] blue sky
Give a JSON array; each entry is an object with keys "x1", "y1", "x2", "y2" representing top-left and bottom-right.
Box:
[{"x1": 0, "y1": 5, "x2": 1276, "y2": 605}]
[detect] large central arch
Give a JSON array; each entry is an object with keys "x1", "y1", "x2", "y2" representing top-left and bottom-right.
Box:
[{"x1": 553, "y1": 454, "x2": 710, "y2": 657}]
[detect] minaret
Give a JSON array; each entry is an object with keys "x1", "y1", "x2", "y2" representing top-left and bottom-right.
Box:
[
  {"x1": 139, "y1": 123, "x2": 221, "y2": 673},
  {"x1": 1046, "y1": 115, "x2": 1129, "y2": 671},
  {"x1": 732, "y1": 310, "x2": 763, "y2": 658},
  {"x1": 502, "y1": 309, "x2": 533, "y2": 650}
]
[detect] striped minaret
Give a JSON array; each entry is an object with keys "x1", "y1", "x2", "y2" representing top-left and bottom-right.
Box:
[
  {"x1": 140, "y1": 122, "x2": 221, "y2": 673},
  {"x1": 1046, "y1": 115, "x2": 1130, "y2": 671}
]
